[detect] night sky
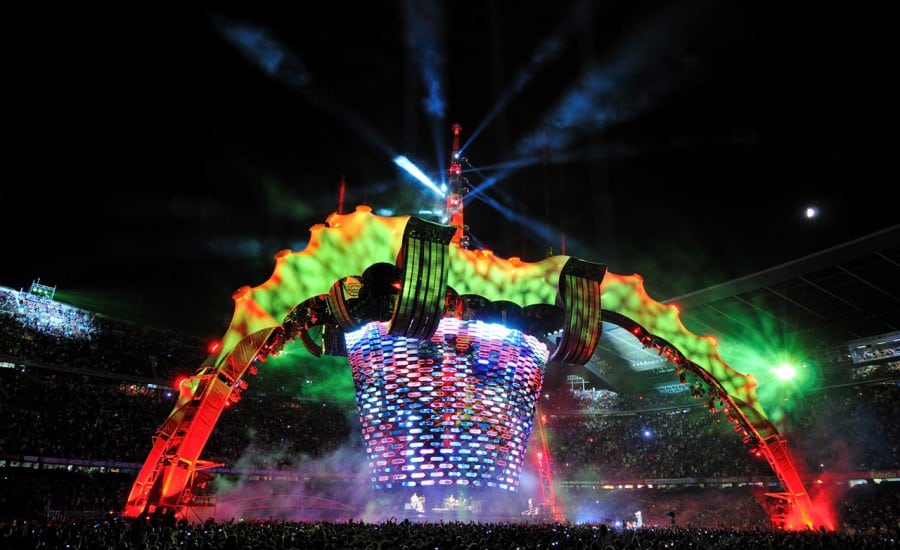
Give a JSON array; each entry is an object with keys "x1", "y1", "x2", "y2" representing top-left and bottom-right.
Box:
[{"x1": 3, "y1": 1, "x2": 896, "y2": 338}]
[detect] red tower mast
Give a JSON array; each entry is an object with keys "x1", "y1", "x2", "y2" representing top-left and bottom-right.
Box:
[{"x1": 445, "y1": 123, "x2": 467, "y2": 247}]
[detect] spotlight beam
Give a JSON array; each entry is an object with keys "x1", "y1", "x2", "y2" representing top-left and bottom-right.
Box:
[
  {"x1": 215, "y1": 15, "x2": 424, "y2": 190},
  {"x1": 393, "y1": 156, "x2": 445, "y2": 198},
  {"x1": 465, "y1": 2, "x2": 700, "y2": 207},
  {"x1": 403, "y1": 0, "x2": 450, "y2": 182},
  {"x1": 216, "y1": 4, "x2": 700, "y2": 249},
  {"x1": 460, "y1": 0, "x2": 592, "y2": 156},
  {"x1": 512, "y1": 3, "x2": 702, "y2": 162}
]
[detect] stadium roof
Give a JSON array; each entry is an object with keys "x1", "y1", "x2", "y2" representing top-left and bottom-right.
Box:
[{"x1": 564, "y1": 224, "x2": 900, "y2": 395}]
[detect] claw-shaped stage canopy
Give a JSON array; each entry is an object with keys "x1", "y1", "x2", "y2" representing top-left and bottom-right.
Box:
[{"x1": 124, "y1": 205, "x2": 832, "y2": 531}]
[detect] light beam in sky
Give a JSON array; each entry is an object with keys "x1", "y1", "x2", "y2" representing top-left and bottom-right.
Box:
[{"x1": 393, "y1": 156, "x2": 445, "y2": 198}]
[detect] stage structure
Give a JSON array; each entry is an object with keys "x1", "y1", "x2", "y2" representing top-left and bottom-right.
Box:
[{"x1": 123, "y1": 126, "x2": 832, "y2": 530}]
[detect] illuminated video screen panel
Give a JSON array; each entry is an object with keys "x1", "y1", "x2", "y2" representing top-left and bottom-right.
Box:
[{"x1": 346, "y1": 318, "x2": 548, "y2": 491}]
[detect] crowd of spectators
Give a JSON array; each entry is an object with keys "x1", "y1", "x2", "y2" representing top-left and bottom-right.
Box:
[
  {"x1": 0, "y1": 286, "x2": 208, "y2": 380},
  {"x1": 784, "y1": 383, "x2": 900, "y2": 473},
  {"x1": 850, "y1": 340, "x2": 900, "y2": 364},
  {"x1": 547, "y1": 407, "x2": 773, "y2": 480},
  {"x1": 549, "y1": 382, "x2": 900, "y2": 477},
  {"x1": 0, "y1": 368, "x2": 173, "y2": 461},
  {"x1": 1, "y1": 516, "x2": 897, "y2": 550},
  {"x1": 0, "y1": 284, "x2": 898, "y2": 544},
  {"x1": 0, "y1": 367, "x2": 357, "y2": 466}
]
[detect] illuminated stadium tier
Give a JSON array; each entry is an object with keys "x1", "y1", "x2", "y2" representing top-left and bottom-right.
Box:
[{"x1": 347, "y1": 318, "x2": 548, "y2": 490}]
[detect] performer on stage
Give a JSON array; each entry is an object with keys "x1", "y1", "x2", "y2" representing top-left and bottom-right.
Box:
[{"x1": 410, "y1": 492, "x2": 425, "y2": 513}]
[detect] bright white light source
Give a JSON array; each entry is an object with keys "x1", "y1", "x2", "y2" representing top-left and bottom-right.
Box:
[
  {"x1": 770, "y1": 363, "x2": 797, "y2": 381},
  {"x1": 804, "y1": 206, "x2": 818, "y2": 219}
]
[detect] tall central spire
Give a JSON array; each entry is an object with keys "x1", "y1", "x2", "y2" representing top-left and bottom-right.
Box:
[{"x1": 445, "y1": 123, "x2": 468, "y2": 247}]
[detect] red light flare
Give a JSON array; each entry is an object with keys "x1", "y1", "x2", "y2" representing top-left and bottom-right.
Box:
[
  {"x1": 207, "y1": 340, "x2": 221, "y2": 354},
  {"x1": 782, "y1": 500, "x2": 837, "y2": 532},
  {"x1": 806, "y1": 485, "x2": 839, "y2": 532}
]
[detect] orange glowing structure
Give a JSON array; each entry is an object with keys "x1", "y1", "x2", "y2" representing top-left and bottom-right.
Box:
[{"x1": 122, "y1": 127, "x2": 832, "y2": 531}]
